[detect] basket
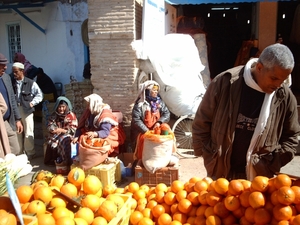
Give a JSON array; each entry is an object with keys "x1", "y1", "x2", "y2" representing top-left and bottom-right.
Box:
[
  {"x1": 65, "y1": 80, "x2": 93, "y2": 119},
  {"x1": 71, "y1": 160, "x2": 121, "y2": 187},
  {"x1": 135, "y1": 162, "x2": 179, "y2": 187},
  {"x1": 108, "y1": 194, "x2": 131, "y2": 225}
]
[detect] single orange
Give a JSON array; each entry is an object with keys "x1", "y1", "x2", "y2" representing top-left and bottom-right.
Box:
[
  {"x1": 254, "y1": 208, "x2": 271, "y2": 225},
  {"x1": 152, "y1": 204, "x2": 165, "y2": 218},
  {"x1": 251, "y1": 176, "x2": 269, "y2": 192},
  {"x1": 206, "y1": 215, "x2": 221, "y2": 225},
  {"x1": 130, "y1": 211, "x2": 144, "y2": 225},
  {"x1": 214, "y1": 178, "x2": 229, "y2": 195},
  {"x1": 82, "y1": 175, "x2": 102, "y2": 195},
  {"x1": 177, "y1": 198, "x2": 193, "y2": 214},
  {"x1": 248, "y1": 191, "x2": 265, "y2": 209},
  {"x1": 16, "y1": 185, "x2": 33, "y2": 204},
  {"x1": 67, "y1": 167, "x2": 85, "y2": 186},
  {"x1": 74, "y1": 207, "x2": 94, "y2": 225},
  {"x1": 157, "y1": 213, "x2": 172, "y2": 225}
]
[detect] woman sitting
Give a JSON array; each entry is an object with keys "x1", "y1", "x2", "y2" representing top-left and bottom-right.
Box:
[
  {"x1": 44, "y1": 96, "x2": 78, "y2": 166},
  {"x1": 131, "y1": 80, "x2": 170, "y2": 159},
  {"x1": 72, "y1": 93, "x2": 125, "y2": 156}
]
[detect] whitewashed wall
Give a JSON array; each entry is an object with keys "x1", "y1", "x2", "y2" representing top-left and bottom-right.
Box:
[{"x1": 0, "y1": 1, "x2": 88, "y2": 93}]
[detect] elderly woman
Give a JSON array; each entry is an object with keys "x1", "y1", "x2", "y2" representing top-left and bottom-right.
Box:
[
  {"x1": 44, "y1": 96, "x2": 77, "y2": 166},
  {"x1": 131, "y1": 80, "x2": 170, "y2": 159},
  {"x1": 72, "y1": 93, "x2": 125, "y2": 156}
]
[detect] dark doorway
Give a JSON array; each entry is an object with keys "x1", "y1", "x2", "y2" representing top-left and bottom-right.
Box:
[{"x1": 178, "y1": 3, "x2": 253, "y2": 78}]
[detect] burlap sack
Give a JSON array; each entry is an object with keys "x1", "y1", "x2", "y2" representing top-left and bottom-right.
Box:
[
  {"x1": 142, "y1": 131, "x2": 176, "y2": 173},
  {"x1": 79, "y1": 135, "x2": 110, "y2": 170}
]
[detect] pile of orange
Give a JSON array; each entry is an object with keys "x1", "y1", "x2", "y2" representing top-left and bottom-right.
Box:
[
  {"x1": 6, "y1": 168, "x2": 300, "y2": 225},
  {"x1": 9, "y1": 167, "x2": 124, "y2": 225},
  {"x1": 127, "y1": 175, "x2": 300, "y2": 225}
]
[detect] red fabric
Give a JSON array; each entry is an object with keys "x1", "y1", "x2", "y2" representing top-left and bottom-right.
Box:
[{"x1": 144, "y1": 110, "x2": 160, "y2": 129}]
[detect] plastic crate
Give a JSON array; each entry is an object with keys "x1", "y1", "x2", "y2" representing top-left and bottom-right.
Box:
[
  {"x1": 108, "y1": 194, "x2": 131, "y2": 225},
  {"x1": 71, "y1": 160, "x2": 121, "y2": 187},
  {"x1": 135, "y1": 164, "x2": 179, "y2": 187}
]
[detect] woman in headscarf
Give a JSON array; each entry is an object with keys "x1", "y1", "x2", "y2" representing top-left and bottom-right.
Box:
[
  {"x1": 72, "y1": 93, "x2": 125, "y2": 155},
  {"x1": 44, "y1": 96, "x2": 78, "y2": 166},
  {"x1": 131, "y1": 80, "x2": 170, "y2": 159}
]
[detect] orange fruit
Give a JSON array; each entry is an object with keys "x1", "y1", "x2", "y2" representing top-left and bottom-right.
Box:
[
  {"x1": 189, "y1": 176, "x2": 202, "y2": 184},
  {"x1": 214, "y1": 178, "x2": 229, "y2": 195},
  {"x1": 251, "y1": 176, "x2": 269, "y2": 192},
  {"x1": 248, "y1": 191, "x2": 265, "y2": 209},
  {"x1": 292, "y1": 185, "x2": 300, "y2": 204},
  {"x1": 33, "y1": 180, "x2": 49, "y2": 190},
  {"x1": 74, "y1": 218, "x2": 88, "y2": 225},
  {"x1": 184, "y1": 182, "x2": 195, "y2": 193},
  {"x1": 130, "y1": 211, "x2": 144, "y2": 225},
  {"x1": 178, "y1": 199, "x2": 193, "y2": 214},
  {"x1": 82, "y1": 175, "x2": 102, "y2": 195},
  {"x1": 52, "y1": 206, "x2": 72, "y2": 220},
  {"x1": 96, "y1": 199, "x2": 118, "y2": 222},
  {"x1": 146, "y1": 199, "x2": 158, "y2": 210},
  {"x1": 273, "y1": 204, "x2": 293, "y2": 221},
  {"x1": 26, "y1": 199, "x2": 46, "y2": 215},
  {"x1": 0, "y1": 209, "x2": 17, "y2": 225},
  {"x1": 102, "y1": 184, "x2": 116, "y2": 197},
  {"x1": 221, "y1": 214, "x2": 237, "y2": 225},
  {"x1": 196, "y1": 205, "x2": 208, "y2": 217},
  {"x1": 50, "y1": 174, "x2": 66, "y2": 189},
  {"x1": 213, "y1": 201, "x2": 230, "y2": 218},
  {"x1": 292, "y1": 214, "x2": 300, "y2": 225},
  {"x1": 106, "y1": 194, "x2": 125, "y2": 211},
  {"x1": 254, "y1": 208, "x2": 271, "y2": 225},
  {"x1": 129, "y1": 198, "x2": 138, "y2": 210},
  {"x1": 49, "y1": 196, "x2": 67, "y2": 208},
  {"x1": 244, "y1": 206, "x2": 255, "y2": 223},
  {"x1": 228, "y1": 179, "x2": 244, "y2": 196},
  {"x1": 152, "y1": 204, "x2": 165, "y2": 218},
  {"x1": 36, "y1": 213, "x2": 56, "y2": 225},
  {"x1": 277, "y1": 186, "x2": 296, "y2": 205},
  {"x1": 172, "y1": 211, "x2": 188, "y2": 224},
  {"x1": 206, "y1": 215, "x2": 221, "y2": 225},
  {"x1": 176, "y1": 190, "x2": 188, "y2": 202},
  {"x1": 128, "y1": 182, "x2": 140, "y2": 193},
  {"x1": 81, "y1": 194, "x2": 101, "y2": 212},
  {"x1": 270, "y1": 190, "x2": 280, "y2": 205},
  {"x1": 16, "y1": 185, "x2": 33, "y2": 204},
  {"x1": 232, "y1": 206, "x2": 246, "y2": 219},
  {"x1": 204, "y1": 206, "x2": 215, "y2": 218},
  {"x1": 157, "y1": 213, "x2": 172, "y2": 225},
  {"x1": 239, "y1": 190, "x2": 251, "y2": 208},
  {"x1": 198, "y1": 190, "x2": 208, "y2": 205},
  {"x1": 137, "y1": 197, "x2": 147, "y2": 206},
  {"x1": 274, "y1": 174, "x2": 292, "y2": 189},
  {"x1": 194, "y1": 180, "x2": 208, "y2": 193},
  {"x1": 267, "y1": 177, "x2": 277, "y2": 194},
  {"x1": 33, "y1": 186, "x2": 53, "y2": 204},
  {"x1": 224, "y1": 195, "x2": 240, "y2": 211},
  {"x1": 171, "y1": 180, "x2": 185, "y2": 193},
  {"x1": 170, "y1": 203, "x2": 179, "y2": 214},
  {"x1": 142, "y1": 208, "x2": 153, "y2": 219},
  {"x1": 56, "y1": 217, "x2": 75, "y2": 225},
  {"x1": 91, "y1": 217, "x2": 108, "y2": 225},
  {"x1": 60, "y1": 183, "x2": 78, "y2": 198},
  {"x1": 138, "y1": 217, "x2": 154, "y2": 225},
  {"x1": 74, "y1": 207, "x2": 94, "y2": 225},
  {"x1": 164, "y1": 191, "x2": 177, "y2": 205},
  {"x1": 187, "y1": 191, "x2": 200, "y2": 206},
  {"x1": 67, "y1": 167, "x2": 85, "y2": 186},
  {"x1": 133, "y1": 189, "x2": 147, "y2": 201},
  {"x1": 241, "y1": 179, "x2": 252, "y2": 191},
  {"x1": 155, "y1": 183, "x2": 168, "y2": 193},
  {"x1": 155, "y1": 190, "x2": 165, "y2": 204},
  {"x1": 239, "y1": 216, "x2": 253, "y2": 225},
  {"x1": 206, "y1": 190, "x2": 222, "y2": 207},
  {"x1": 202, "y1": 177, "x2": 213, "y2": 186},
  {"x1": 21, "y1": 202, "x2": 30, "y2": 213}
]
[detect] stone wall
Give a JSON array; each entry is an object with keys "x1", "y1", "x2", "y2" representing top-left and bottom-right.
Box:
[{"x1": 88, "y1": 0, "x2": 143, "y2": 147}]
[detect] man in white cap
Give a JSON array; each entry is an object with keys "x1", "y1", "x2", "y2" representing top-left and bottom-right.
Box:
[
  {"x1": 12, "y1": 62, "x2": 43, "y2": 159},
  {"x1": 0, "y1": 53, "x2": 23, "y2": 155}
]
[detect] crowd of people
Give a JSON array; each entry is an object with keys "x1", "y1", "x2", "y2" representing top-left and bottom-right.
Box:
[{"x1": 0, "y1": 43, "x2": 299, "y2": 180}]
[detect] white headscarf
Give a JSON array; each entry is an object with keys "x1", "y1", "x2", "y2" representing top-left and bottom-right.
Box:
[
  {"x1": 243, "y1": 58, "x2": 275, "y2": 181},
  {"x1": 84, "y1": 93, "x2": 110, "y2": 114}
]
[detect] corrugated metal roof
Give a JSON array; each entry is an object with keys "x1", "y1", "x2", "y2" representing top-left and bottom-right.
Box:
[{"x1": 165, "y1": 0, "x2": 293, "y2": 5}]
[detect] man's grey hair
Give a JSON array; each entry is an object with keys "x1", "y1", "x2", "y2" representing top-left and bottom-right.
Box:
[{"x1": 258, "y1": 43, "x2": 294, "y2": 70}]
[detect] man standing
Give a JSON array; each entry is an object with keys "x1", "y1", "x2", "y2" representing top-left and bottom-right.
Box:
[
  {"x1": 192, "y1": 43, "x2": 300, "y2": 181},
  {"x1": 12, "y1": 62, "x2": 43, "y2": 159},
  {"x1": 0, "y1": 53, "x2": 23, "y2": 155}
]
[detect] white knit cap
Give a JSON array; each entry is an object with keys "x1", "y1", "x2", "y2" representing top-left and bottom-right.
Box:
[{"x1": 12, "y1": 62, "x2": 24, "y2": 70}]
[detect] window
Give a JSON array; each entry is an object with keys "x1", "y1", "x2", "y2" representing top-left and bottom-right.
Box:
[{"x1": 7, "y1": 23, "x2": 21, "y2": 63}]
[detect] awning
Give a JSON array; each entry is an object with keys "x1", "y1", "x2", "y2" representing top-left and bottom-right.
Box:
[{"x1": 165, "y1": 0, "x2": 292, "y2": 5}]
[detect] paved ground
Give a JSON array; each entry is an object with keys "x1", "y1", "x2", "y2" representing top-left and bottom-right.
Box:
[{"x1": 14, "y1": 118, "x2": 300, "y2": 189}]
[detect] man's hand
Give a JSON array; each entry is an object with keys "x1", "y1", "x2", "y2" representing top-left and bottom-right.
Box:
[{"x1": 16, "y1": 121, "x2": 23, "y2": 133}]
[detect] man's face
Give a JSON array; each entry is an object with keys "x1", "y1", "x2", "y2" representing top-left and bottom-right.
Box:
[
  {"x1": 255, "y1": 62, "x2": 292, "y2": 94},
  {"x1": 13, "y1": 67, "x2": 24, "y2": 80},
  {"x1": 0, "y1": 64, "x2": 7, "y2": 76}
]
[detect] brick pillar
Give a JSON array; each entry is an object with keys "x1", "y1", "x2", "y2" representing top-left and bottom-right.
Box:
[{"x1": 88, "y1": 0, "x2": 143, "y2": 147}]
